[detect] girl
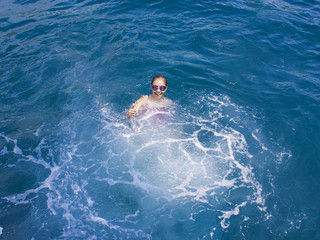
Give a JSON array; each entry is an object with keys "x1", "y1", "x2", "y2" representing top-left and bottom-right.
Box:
[{"x1": 126, "y1": 75, "x2": 171, "y2": 119}]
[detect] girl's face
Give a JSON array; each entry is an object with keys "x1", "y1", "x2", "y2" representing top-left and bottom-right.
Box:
[{"x1": 151, "y1": 78, "x2": 167, "y2": 100}]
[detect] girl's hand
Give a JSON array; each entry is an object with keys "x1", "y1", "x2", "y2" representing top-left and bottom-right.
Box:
[{"x1": 126, "y1": 104, "x2": 136, "y2": 119}]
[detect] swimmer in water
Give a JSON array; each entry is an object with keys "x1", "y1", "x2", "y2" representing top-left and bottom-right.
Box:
[{"x1": 126, "y1": 75, "x2": 171, "y2": 119}]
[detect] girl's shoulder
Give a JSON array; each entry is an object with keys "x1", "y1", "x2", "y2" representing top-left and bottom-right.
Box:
[
  {"x1": 137, "y1": 95, "x2": 148, "y2": 103},
  {"x1": 134, "y1": 95, "x2": 148, "y2": 109}
]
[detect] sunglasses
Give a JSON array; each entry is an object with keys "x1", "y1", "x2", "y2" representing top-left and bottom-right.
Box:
[{"x1": 151, "y1": 85, "x2": 167, "y2": 91}]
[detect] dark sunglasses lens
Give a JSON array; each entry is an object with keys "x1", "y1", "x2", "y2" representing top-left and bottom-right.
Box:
[{"x1": 160, "y1": 86, "x2": 167, "y2": 91}]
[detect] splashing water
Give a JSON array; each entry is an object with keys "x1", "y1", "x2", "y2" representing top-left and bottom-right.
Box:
[
  {"x1": 0, "y1": 81, "x2": 290, "y2": 239},
  {"x1": 43, "y1": 91, "x2": 273, "y2": 239}
]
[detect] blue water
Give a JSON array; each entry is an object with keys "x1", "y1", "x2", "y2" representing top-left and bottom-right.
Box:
[{"x1": 1, "y1": 0, "x2": 320, "y2": 239}]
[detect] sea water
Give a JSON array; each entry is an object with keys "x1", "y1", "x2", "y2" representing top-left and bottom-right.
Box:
[{"x1": 1, "y1": 0, "x2": 320, "y2": 239}]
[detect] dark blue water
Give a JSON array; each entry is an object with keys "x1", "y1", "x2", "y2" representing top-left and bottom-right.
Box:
[{"x1": 1, "y1": 0, "x2": 320, "y2": 239}]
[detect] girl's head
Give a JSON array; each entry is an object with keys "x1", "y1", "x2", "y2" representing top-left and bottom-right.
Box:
[
  {"x1": 151, "y1": 75, "x2": 167, "y2": 86},
  {"x1": 150, "y1": 75, "x2": 167, "y2": 100}
]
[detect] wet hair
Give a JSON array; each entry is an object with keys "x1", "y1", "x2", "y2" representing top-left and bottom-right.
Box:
[{"x1": 151, "y1": 75, "x2": 167, "y2": 86}]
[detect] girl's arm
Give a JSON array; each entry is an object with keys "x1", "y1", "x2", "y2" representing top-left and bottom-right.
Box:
[{"x1": 126, "y1": 96, "x2": 147, "y2": 119}]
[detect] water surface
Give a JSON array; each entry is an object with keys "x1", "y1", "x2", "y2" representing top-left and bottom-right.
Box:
[{"x1": 1, "y1": 0, "x2": 320, "y2": 239}]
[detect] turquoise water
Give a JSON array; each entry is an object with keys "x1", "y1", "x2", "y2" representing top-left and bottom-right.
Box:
[{"x1": 1, "y1": 0, "x2": 320, "y2": 239}]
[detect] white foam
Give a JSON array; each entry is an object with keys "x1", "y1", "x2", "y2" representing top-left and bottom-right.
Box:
[
  {"x1": 45, "y1": 165, "x2": 62, "y2": 215},
  {"x1": 71, "y1": 183, "x2": 81, "y2": 195},
  {"x1": 252, "y1": 132, "x2": 268, "y2": 151},
  {"x1": 219, "y1": 202, "x2": 247, "y2": 229},
  {"x1": 0, "y1": 146, "x2": 8, "y2": 154},
  {"x1": 124, "y1": 210, "x2": 140, "y2": 220},
  {"x1": 129, "y1": 94, "x2": 268, "y2": 229},
  {"x1": 33, "y1": 124, "x2": 44, "y2": 136},
  {"x1": 0, "y1": 134, "x2": 19, "y2": 155},
  {"x1": 13, "y1": 139, "x2": 23, "y2": 155},
  {"x1": 87, "y1": 197, "x2": 94, "y2": 207},
  {"x1": 26, "y1": 92, "x2": 274, "y2": 237},
  {"x1": 88, "y1": 214, "x2": 119, "y2": 230},
  {"x1": 276, "y1": 151, "x2": 292, "y2": 164},
  {"x1": 2, "y1": 164, "x2": 61, "y2": 211}
]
